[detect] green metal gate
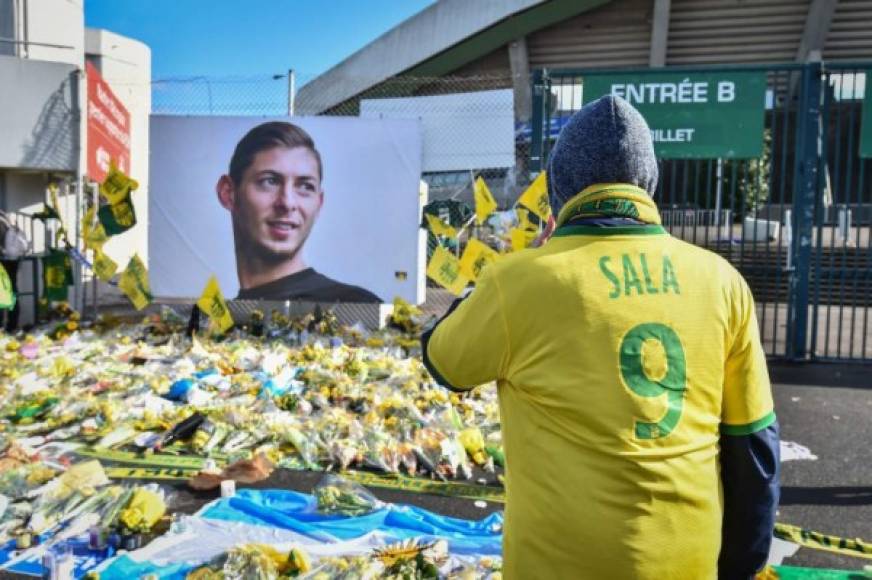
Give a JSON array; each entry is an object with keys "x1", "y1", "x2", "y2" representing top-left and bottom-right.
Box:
[{"x1": 530, "y1": 63, "x2": 872, "y2": 363}]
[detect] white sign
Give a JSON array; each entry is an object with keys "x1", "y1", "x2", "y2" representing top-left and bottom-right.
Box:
[{"x1": 360, "y1": 89, "x2": 515, "y2": 172}]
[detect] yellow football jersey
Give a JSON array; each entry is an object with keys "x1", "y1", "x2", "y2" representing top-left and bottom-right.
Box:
[{"x1": 426, "y1": 224, "x2": 774, "y2": 580}]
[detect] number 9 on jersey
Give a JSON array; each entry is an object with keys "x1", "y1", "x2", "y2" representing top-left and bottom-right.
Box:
[{"x1": 619, "y1": 323, "x2": 687, "y2": 440}]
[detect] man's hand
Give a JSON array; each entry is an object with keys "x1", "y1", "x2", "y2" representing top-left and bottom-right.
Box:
[{"x1": 530, "y1": 215, "x2": 556, "y2": 248}]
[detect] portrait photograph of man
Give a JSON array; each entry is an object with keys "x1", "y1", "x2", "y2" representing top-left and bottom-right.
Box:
[
  {"x1": 216, "y1": 122, "x2": 380, "y2": 302},
  {"x1": 148, "y1": 115, "x2": 424, "y2": 305}
]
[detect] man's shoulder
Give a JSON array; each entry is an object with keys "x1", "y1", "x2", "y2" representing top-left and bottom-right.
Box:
[
  {"x1": 667, "y1": 236, "x2": 744, "y2": 281},
  {"x1": 490, "y1": 245, "x2": 550, "y2": 273}
]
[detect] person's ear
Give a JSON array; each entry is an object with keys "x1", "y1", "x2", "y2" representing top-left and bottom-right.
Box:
[{"x1": 216, "y1": 175, "x2": 235, "y2": 211}]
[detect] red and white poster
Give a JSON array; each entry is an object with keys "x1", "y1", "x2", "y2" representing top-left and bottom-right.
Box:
[{"x1": 86, "y1": 61, "x2": 130, "y2": 182}]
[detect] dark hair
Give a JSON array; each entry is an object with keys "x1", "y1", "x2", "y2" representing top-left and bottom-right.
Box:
[{"x1": 228, "y1": 121, "x2": 323, "y2": 185}]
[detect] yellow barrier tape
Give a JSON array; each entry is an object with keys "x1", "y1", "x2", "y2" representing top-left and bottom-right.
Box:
[
  {"x1": 76, "y1": 447, "x2": 214, "y2": 470},
  {"x1": 343, "y1": 470, "x2": 506, "y2": 504},
  {"x1": 774, "y1": 523, "x2": 872, "y2": 560},
  {"x1": 105, "y1": 466, "x2": 198, "y2": 481},
  {"x1": 102, "y1": 463, "x2": 506, "y2": 503}
]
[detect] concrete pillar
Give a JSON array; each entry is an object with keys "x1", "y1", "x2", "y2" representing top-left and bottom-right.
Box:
[
  {"x1": 649, "y1": 0, "x2": 671, "y2": 67},
  {"x1": 796, "y1": 0, "x2": 838, "y2": 62},
  {"x1": 508, "y1": 36, "x2": 531, "y2": 123}
]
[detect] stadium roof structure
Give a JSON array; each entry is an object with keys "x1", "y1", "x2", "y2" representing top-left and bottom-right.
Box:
[
  {"x1": 298, "y1": 0, "x2": 872, "y2": 116},
  {"x1": 297, "y1": 0, "x2": 611, "y2": 114}
]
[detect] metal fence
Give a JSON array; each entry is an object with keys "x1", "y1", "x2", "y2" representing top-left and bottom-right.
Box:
[{"x1": 532, "y1": 62, "x2": 872, "y2": 363}]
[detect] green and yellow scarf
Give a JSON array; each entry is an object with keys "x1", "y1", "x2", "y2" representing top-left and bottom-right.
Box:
[{"x1": 555, "y1": 183, "x2": 661, "y2": 228}]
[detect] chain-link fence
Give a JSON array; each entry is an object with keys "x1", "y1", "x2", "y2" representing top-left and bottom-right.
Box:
[{"x1": 151, "y1": 72, "x2": 541, "y2": 315}]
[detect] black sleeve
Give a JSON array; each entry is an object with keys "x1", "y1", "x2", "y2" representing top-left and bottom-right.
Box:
[
  {"x1": 420, "y1": 295, "x2": 467, "y2": 392},
  {"x1": 320, "y1": 282, "x2": 382, "y2": 304},
  {"x1": 718, "y1": 420, "x2": 781, "y2": 580}
]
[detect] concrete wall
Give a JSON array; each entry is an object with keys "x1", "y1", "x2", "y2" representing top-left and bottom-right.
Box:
[
  {"x1": 0, "y1": 55, "x2": 80, "y2": 171},
  {"x1": 17, "y1": 0, "x2": 85, "y2": 67},
  {"x1": 0, "y1": 2, "x2": 151, "y2": 320},
  {"x1": 85, "y1": 28, "x2": 152, "y2": 267}
]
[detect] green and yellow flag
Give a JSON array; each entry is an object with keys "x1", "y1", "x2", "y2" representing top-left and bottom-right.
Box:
[
  {"x1": 517, "y1": 172, "x2": 551, "y2": 222},
  {"x1": 458, "y1": 239, "x2": 500, "y2": 282},
  {"x1": 98, "y1": 195, "x2": 137, "y2": 236},
  {"x1": 44, "y1": 183, "x2": 71, "y2": 245},
  {"x1": 118, "y1": 254, "x2": 152, "y2": 310},
  {"x1": 83, "y1": 206, "x2": 109, "y2": 251},
  {"x1": 516, "y1": 207, "x2": 537, "y2": 232},
  {"x1": 0, "y1": 263, "x2": 15, "y2": 310},
  {"x1": 473, "y1": 177, "x2": 497, "y2": 225},
  {"x1": 32, "y1": 204, "x2": 60, "y2": 223},
  {"x1": 93, "y1": 250, "x2": 118, "y2": 282},
  {"x1": 197, "y1": 275, "x2": 234, "y2": 333},
  {"x1": 100, "y1": 162, "x2": 139, "y2": 206},
  {"x1": 510, "y1": 227, "x2": 537, "y2": 252},
  {"x1": 427, "y1": 245, "x2": 469, "y2": 296},
  {"x1": 43, "y1": 249, "x2": 72, "y2": 302},
  {"x1": 424, "y1": 213, "x2": 457, "y2": 238}
]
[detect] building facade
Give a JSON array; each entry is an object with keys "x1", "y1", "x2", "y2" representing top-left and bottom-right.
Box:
[{"x1": 0, "y1": 0, "x2": 150, "y2": 323}]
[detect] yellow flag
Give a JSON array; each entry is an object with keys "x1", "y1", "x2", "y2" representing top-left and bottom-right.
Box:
[
  {"x1": 197, "y1": 275, "x2": 234, "y2": 333},
  {"x1": 83, "y1": 206, "x2": 109, "y2": 251},
  {"x1": 516, "y1": 207, "x2": 537, "y2": 232},
  {"x1": 517, "y1": 172, "x2": 551, "y2": 221},
  {"x1": 100, "y1": 161, "x2": 139, "y2": 206},
  {"x1": 424, "y1": 213, "x2": 457, "y2": 238},
  {"x1": 47, "y1": 183, "x2": 70, "y2": 244},
  {"x1": 48, "y1": 183, "x2": 62, "y2": 216},
  {"x1": 427, "y1": 245, "x2": 469, "y2": 296},
  {"x1": 93, "y1": 250, "x2": 118, "y2": 282},
  {"x1": 458, "y1": 239, "x2": 500, "y2": 281},
  {"x1": 473, "y1": 177, "x2": 497, "y2": 224},
  {"x1": 118, "y1": 254, "x2": 152, "y2": 310},
  {"x1": 510, "y1": 227, "x2": 537, "y2": 252},
  {"x1": 0, "y1": 262, "x2": 15, "y2": 310}
]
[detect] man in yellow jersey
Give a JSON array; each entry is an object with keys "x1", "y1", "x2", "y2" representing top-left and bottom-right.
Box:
[{"x1": 422, "y1": 95, "x2": 779, "y2": 579}]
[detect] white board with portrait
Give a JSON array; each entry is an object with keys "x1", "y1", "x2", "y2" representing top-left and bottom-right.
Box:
[{"x1": 148, "y1": 115, "x2": 425, "y2": 304}]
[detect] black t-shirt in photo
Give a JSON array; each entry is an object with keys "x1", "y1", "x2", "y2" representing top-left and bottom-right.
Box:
[{"x1": 236, "y1": 268, "x2": 381, "y2": 303}]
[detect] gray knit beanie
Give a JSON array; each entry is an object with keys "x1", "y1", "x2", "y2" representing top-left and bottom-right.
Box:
[{"x1": 547, "y1": 95, "x2": 658, "y2": 217}]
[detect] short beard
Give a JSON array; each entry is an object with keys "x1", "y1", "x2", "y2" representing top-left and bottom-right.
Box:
[{"x1": 244, "y1": 236, "x2": 302, "y2": 265}]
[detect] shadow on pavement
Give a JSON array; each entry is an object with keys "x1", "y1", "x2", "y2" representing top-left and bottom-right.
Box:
[
  {"x1": 781, "y1": 486, "x2": 872, "y2": 506},
  {"x1": 769, "y1": 362, "x2": 872, "y2": 388}
]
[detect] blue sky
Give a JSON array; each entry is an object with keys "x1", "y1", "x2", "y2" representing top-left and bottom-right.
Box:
[{"x1": 85, "y1": 0, "x2": 434, "y2": 80}]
